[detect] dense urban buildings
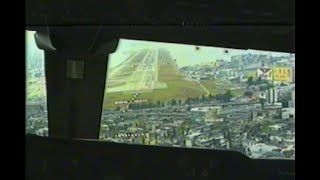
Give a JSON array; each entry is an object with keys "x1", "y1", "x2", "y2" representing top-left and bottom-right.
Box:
[
  {"x1": 100, "y1": 40, "x2": 295, "y2": 159},
  {"x1": 25, "y1": 34, "x2": 295, "y2": 159}
]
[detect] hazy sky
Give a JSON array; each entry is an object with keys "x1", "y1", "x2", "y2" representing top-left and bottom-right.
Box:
[
  {"x1": 26, "y1": 31, "x2": 36, "y2": 57},
  {"x1": 108, "y1": 38, "x2": 292, "y2": 68},
  {"x1": 26, "y1": 31, "x2": 44, "y2": 66}
]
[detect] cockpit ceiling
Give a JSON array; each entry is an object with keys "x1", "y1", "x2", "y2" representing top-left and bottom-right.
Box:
[
  {"x1": 26, "y1": 0, "x2": 294, "y2": 53},
  {"x1": 26, "y1": 0, "x2": 294, "y2": 26},
  {"x1": 27, "y1": 26, "x2": 295, "y2": 53}
]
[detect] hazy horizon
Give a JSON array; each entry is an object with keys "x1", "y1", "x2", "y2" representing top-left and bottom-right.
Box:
[{"x1": 108, "y1": 39, "x2": 293, "y2": 68}]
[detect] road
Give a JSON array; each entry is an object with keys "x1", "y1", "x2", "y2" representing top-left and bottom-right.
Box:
[
  {"x1": 124, "y1": 112, "x2": 189, "y2": 117},
  {"x1": 103, "y1": 101, "x2": 260, "y2": 116},
  {"x1": 196, "y1": 81, "x2": 210, "y2": 95}
]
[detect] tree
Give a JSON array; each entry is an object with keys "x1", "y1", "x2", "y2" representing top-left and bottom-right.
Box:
[
  {"x1": 257, "y1": 76, "x2": 262, "y2": 83},
  {"x1": 180, "y1": 126, "x2": 185, "y2": 135},
  {"x1": 140, "y1": 103, "x2": 146, "y2": 109},
  {"x1": 281, "y1": 100, "x2": 289, "y2": 108},
  {"x1": 208, "y1": 93, "x2": 213, "y2": 99},
  {"x1": 186, "y1": 128, "x2": 190, "y2": 135},
  {"x1": 268, "y1": 83, "x2": 275, "y2": 89},
  {"x1": 193, "y1": 97, "x2": 199, "y2": 103},
  {"x1": 172, "y1": 127, "x2": 177, "y2": 137},
  {"x1": 172, "y1": 99, "x2": 177, "y2": 106},
  {"x1": 259, "y1": 83, "x2": 274, "y2": 91},
  {"x1": 202, "y1": 94, "x2": 205, "y2": 100},
  {"x1": 155, "y1": 134, "x2": 159, "y2": 143},
  {"x1": 185, "y1": 98, "x2": 191, "y2": 105},
  {"x1": 223, "y1": 90, "x2": 233, "y2": 102},
  {"x1": 115, "y1": 106, "x2": 121, "y2": 111},
  {"x1": 259, "y1": 98, "x2": 266, "y2": 109},
  {"x1": 156, "y1": 100, "x2": 161, "y2": 107},
  {"x1": 259, "y1": 86, "x2": 267, "y2": 91},
  {"x1": 226, "y1": 128, "x2": 232, "y2": 148},
  {"x1": 142, "y1": 136, "x2": 146, "y2": 144},
  {"x1": 244, "y1": 91, "x2": 253, "y2": 98},
  {"x1": 161, "y1": 102, "x2": 165, "y2": 107},
  {"x1": 247, "y1": 77, "x2": 253, "y2": 86},
  {"x1": 178, "y1": 99, "x2": 182, "y2": 105},
  {"x1": 147, "y1": 103, "x2": 153, "y2": 108},
  {"x1": 267, "y1": 134, "x2": 271, "y2": 142},
  {"x1": 225, "y1": 90, "x2": 232, "y2": 96}
]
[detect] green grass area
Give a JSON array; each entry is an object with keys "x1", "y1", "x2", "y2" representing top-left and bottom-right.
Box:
[
  {"x1": 245, "y1": 72, "x2": 257, "y2": 78},
  {"x1": 230, "y1": 88, "x2": 246, "y2": 97},
  {"x1": 138, "y1": 61, "x2": 206, "y2": 102},
  {"x1": 258, "y1": 120, "x2": 275, "y2": 133},
  {"x1": 200, "y1": 80, "x2": 246, "y2": 97},
  {"x1": 200, "y1": 80, "x2": 219, "y2": 95},
  {"x1": 260, "y1": 126, "x2": 270, "y2": 133},
  {"x1": 103, "y1": 58, "x2": 206, "y2": 109},
  {"x1": 116, "y1": 66, "x2": 137, "y2": 75},
  {"x1": 103, "y1": 58, "x2": 247, "y2": 109},
  {"x1": 103, "y1": 92, "x2": 134, "y2": 110},
  {"x1": 27, "y1": 78, "x2": 46, "y2": 99},
  {"x1": 138, "y1": 80, "x2": 205, "y2": 103}
]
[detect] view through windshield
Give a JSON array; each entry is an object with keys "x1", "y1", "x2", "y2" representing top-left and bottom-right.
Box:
[
  {"x1": 100, "y1": 39, "x2": 295, "y2": 159},
  {"x1": 26, "y1": 30, "x2": 48, "y2": 136}
]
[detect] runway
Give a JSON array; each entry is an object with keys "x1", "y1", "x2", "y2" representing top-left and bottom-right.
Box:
[{"x1": 106, "y1": 48, "x2": 167, "y2": 93}]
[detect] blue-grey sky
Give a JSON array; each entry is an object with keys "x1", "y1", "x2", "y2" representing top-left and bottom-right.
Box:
[{"x1": 26, "y1": 31, "x2": 44, "y2": 67}]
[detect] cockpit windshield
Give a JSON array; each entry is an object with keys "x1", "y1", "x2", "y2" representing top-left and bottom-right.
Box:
[
  {"x1": 26, "y1": 30, "x2": 48, "y2": 136},
  {"x1": 100, "y1": 39, "x2": 295, "y2": 159}
]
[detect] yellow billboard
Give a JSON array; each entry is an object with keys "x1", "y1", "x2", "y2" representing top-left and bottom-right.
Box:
[{"x1": 272, "y1": 67, "x2": 292, "y2": 82}]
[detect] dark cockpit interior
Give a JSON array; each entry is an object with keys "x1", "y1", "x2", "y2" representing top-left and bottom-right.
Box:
[{"x1": 26, "y1": 0, "x2": 295, "y2": 180}]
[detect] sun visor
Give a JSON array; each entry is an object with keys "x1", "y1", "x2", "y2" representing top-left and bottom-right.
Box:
[
  {"x1": 34, "y1": 31, "x2": 56, "y2": 51},
  {"x1": 92, "y1": 39, "x2": 119, "y2": 54},
  {"x1": 48, "y1": 27, "x2": 119, "y2": 54}
]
